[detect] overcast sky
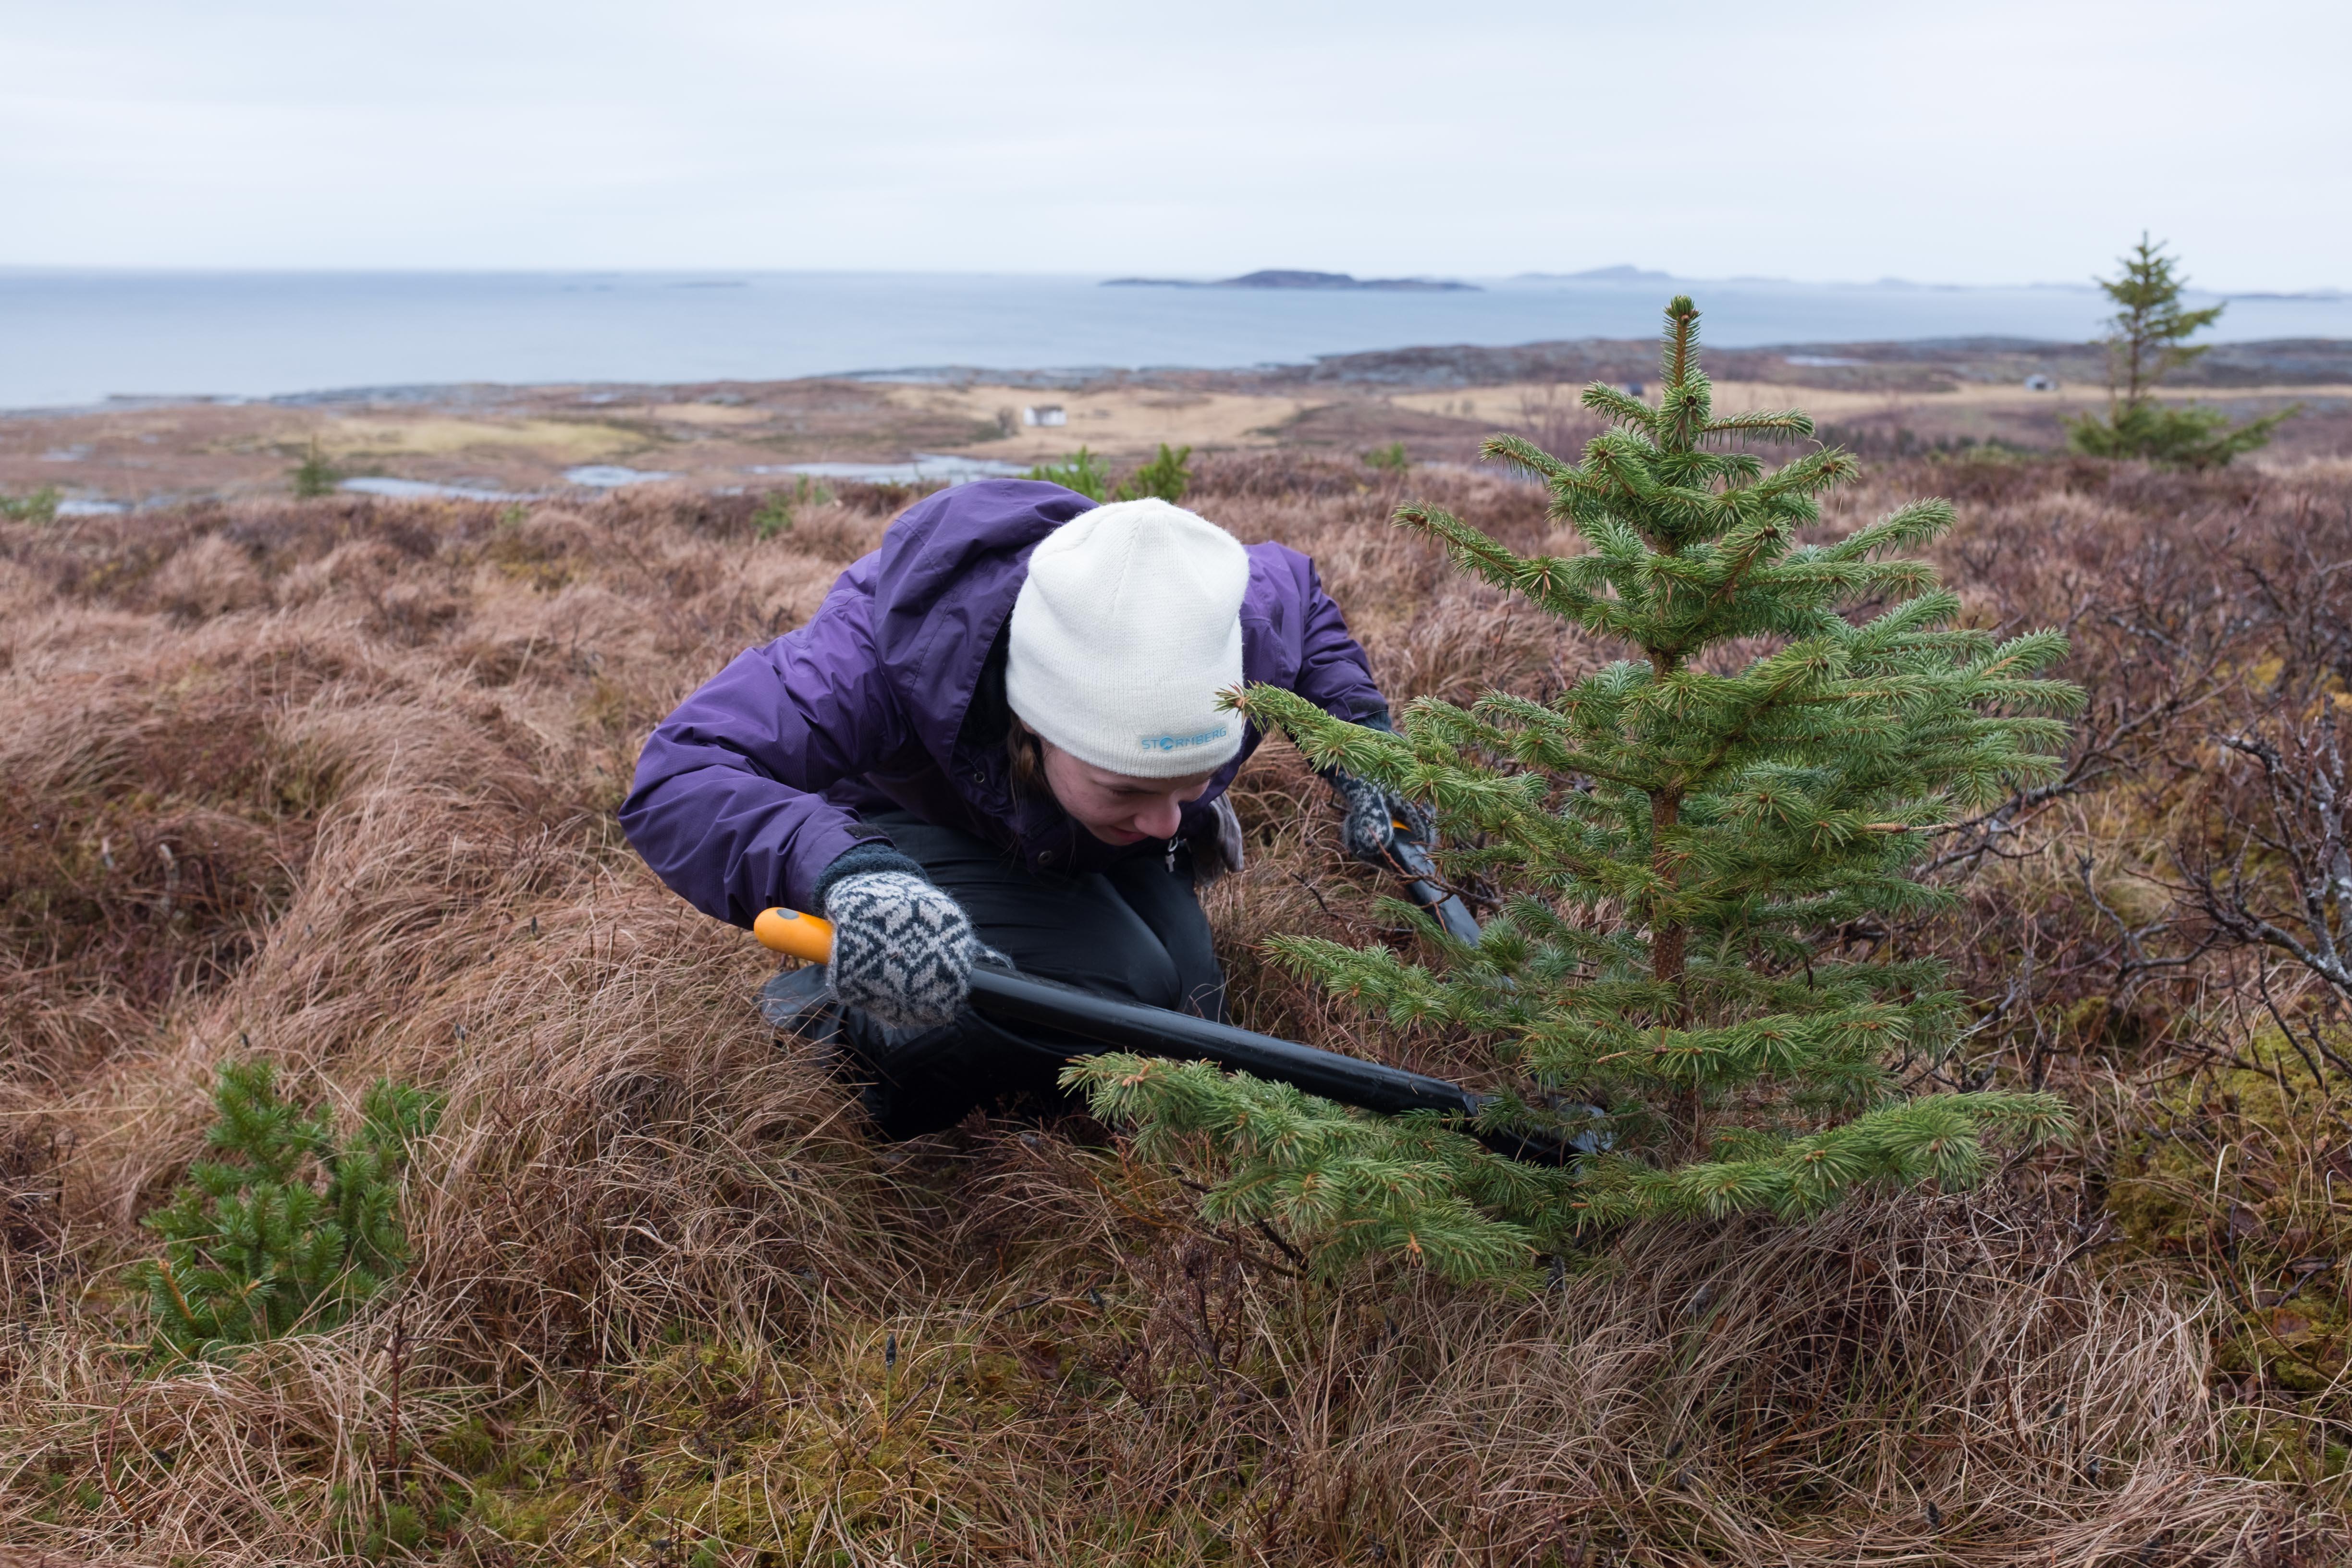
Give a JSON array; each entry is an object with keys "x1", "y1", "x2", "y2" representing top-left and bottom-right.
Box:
[{"x1": 3, "y1": 0, "x2": 2342, "y2": 288}]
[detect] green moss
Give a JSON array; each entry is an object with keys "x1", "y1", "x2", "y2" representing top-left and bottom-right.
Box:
[
  {"x1": 429, "y1": 1414, "x2": 502, "y2": 1477},
  {"x1": 2104, "y1": 1028, "x2": 2351, "y2": 1400},
  {"x1": 330, "y1": 1478, "x2": 476, "y2": 1561},
  {"x1": 2219, "y1": 1408, "x2": 2352, "y2": 1486},
  {"x1": 475, "y1": 1484, "x2": 583, "y2": 1546}
]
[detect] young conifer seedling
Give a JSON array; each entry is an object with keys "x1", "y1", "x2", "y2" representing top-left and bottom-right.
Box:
[
  {"x1": 135, "y1": 1060, "x2": 441, "y2": 1359},
  {"x1": 1069, "y1": 297, "x2": 2079, "y2": 1285}
]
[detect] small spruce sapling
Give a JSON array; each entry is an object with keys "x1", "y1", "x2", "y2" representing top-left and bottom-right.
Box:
[
  {"x1": 1116, "y1": 442, "x2": 1194, "y2": 504},
  {"x1": 134, "y1": 1060, "x2": 441, "y2": 1359},
  {"x1": 290, "y1": 437, "x2": 343, "y2": 498},
  {"x1": 1025, "y1": 447, "x2": 1112, "y2": 502},
  {"x1": 753, "y1": 491, "x2": 796, "y2": 539},
  {"x1": 0, "y1": 485, "x2": 63, "y2": 524},
  {"x1": 2065, "y1": 234, "x2": 2295, "y2": 468},
  {"x1": 754, "y1": 475, "x2": 834, "y2": 539},
  {"x1": 1070, "y1": 297, "x2": 2078, "y2": 1284}
]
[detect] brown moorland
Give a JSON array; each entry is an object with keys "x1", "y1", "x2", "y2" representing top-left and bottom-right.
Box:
[
  {"x1": 2, "y1": 447, "x2": 2349, "y2": 1564},
  {"x1": 5, "y1": 334, "x2": 2343, "y2": 514}
]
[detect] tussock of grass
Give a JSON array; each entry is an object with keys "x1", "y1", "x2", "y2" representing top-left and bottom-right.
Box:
[{"x1": 2, "y1": 457, "x2": 2347, "y2": 1562}]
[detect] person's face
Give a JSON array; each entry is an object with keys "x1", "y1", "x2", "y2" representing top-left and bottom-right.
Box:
[{"x1": 1040, "y1": 739, "x2": 1220, "y2": 846}]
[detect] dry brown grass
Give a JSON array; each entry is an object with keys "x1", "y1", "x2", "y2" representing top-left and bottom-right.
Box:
[{"x1": 2, "y1": 455, "x2": 2346, "y2": 1564}]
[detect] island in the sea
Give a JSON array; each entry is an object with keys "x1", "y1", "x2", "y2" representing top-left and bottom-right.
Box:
[{"x1": 1102, "y1": 269, "x2": 1481, "y2": 293}]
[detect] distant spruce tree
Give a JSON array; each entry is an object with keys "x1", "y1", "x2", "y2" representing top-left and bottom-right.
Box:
[
  {"x1": 1070, "y1": 297, "x2": 2078, "y2": 1284},
  {"x1": 290, "y1": 437, "x2": 343, "y2": 499},
  {"x1": 135, "y1": 1061, "x2": 440, "y2": 1359},
  {"x1": 0, "y1": 485, "x2": 62, "y2": 524},
  {"x1": 2066, "y1": 234, "x2": 2295, "y2": 468}
]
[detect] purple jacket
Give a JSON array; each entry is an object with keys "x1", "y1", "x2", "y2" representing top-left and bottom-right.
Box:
[{"x1": 621, "y1": 479, "x2": 1388, "y2": 928}]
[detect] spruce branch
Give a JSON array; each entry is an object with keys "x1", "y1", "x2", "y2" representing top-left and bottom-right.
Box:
[{"x1": 1701, "y1": 407, "x2": 1815, "y2": 444}]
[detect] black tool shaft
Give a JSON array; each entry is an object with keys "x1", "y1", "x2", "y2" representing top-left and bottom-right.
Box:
[{"x1": 966, "y1": 967, "x2": 1475, "y2": 1117}]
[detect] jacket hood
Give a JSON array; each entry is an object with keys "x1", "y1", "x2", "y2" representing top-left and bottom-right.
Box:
[{"x1": 865, "y1": 479, "x2": 1098, "y2": 772}]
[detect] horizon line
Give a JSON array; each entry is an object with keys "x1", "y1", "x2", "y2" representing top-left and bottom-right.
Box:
[{"x1": 0, "y1": 262, "x2": 2343, "y2": 298}]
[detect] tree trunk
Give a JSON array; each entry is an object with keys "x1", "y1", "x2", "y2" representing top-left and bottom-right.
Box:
[
  {"x1": 1650, "y1": 785, "x2": 1701, "y2": 1151},
  {"x1": 1650, "y1": 787, "x2": 1686, "y2": 997}
]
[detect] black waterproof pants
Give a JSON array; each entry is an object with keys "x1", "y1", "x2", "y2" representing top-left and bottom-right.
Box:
[{"x1": 769, "y1": 810, "x2": 1226, "y2": 1138}]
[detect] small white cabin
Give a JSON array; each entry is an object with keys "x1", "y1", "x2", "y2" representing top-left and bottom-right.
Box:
[{"x1": 1023, "y1": 405, "x2": 1067, "y2": 427}]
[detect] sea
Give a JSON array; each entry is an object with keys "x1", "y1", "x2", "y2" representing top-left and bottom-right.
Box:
[{"x1": 4, "y1": 268, "x2": 2348, "y2": 413}]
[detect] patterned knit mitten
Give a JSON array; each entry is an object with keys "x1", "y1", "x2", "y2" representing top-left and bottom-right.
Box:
[
  {"x1": 821, "y1": 871, "x2": 992, "y2": 1030},
  {"x1": 1331, "y1": 771, "x2": 1433, "y2": 867}
]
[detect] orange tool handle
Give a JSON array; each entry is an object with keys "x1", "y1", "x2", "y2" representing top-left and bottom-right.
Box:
[{"x1": 753, "y1": 907, "x2": 835, "y2": 964}]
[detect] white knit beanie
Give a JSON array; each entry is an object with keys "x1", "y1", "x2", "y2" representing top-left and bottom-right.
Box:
[{"x1": 1005, "y1": 498, "x2": 1250, "y2": 779}]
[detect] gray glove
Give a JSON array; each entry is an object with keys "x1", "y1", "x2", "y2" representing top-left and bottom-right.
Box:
[
  {"x1": 1331, "y1": 772, "x2": 1432, "y2": 867},
  {"x1": 821, "y1": 871, "x2": 994, "y2": 1030},
  {"x1": 1187, "y1": 793, "x2": 1247, "y2": 886}
]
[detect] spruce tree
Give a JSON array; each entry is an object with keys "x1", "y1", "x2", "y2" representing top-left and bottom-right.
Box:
[
  {"x1": 289, "y1": 437, "x2": 343, "y2": 499},
  {"x1": 2065, "y1": 234, "x2": 2295, "y2": 468},
  {"x1": 1070, "y1": 297, "x2": 2078, "y2": 1284},
  {"x1": 135, "y1": 1061, "x2": 441, "y2": 1359}
]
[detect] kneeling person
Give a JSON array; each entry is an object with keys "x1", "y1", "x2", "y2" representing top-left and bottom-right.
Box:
[{"x1": 621, "y1": 481, "x2": 1412, "y2": 1135}]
